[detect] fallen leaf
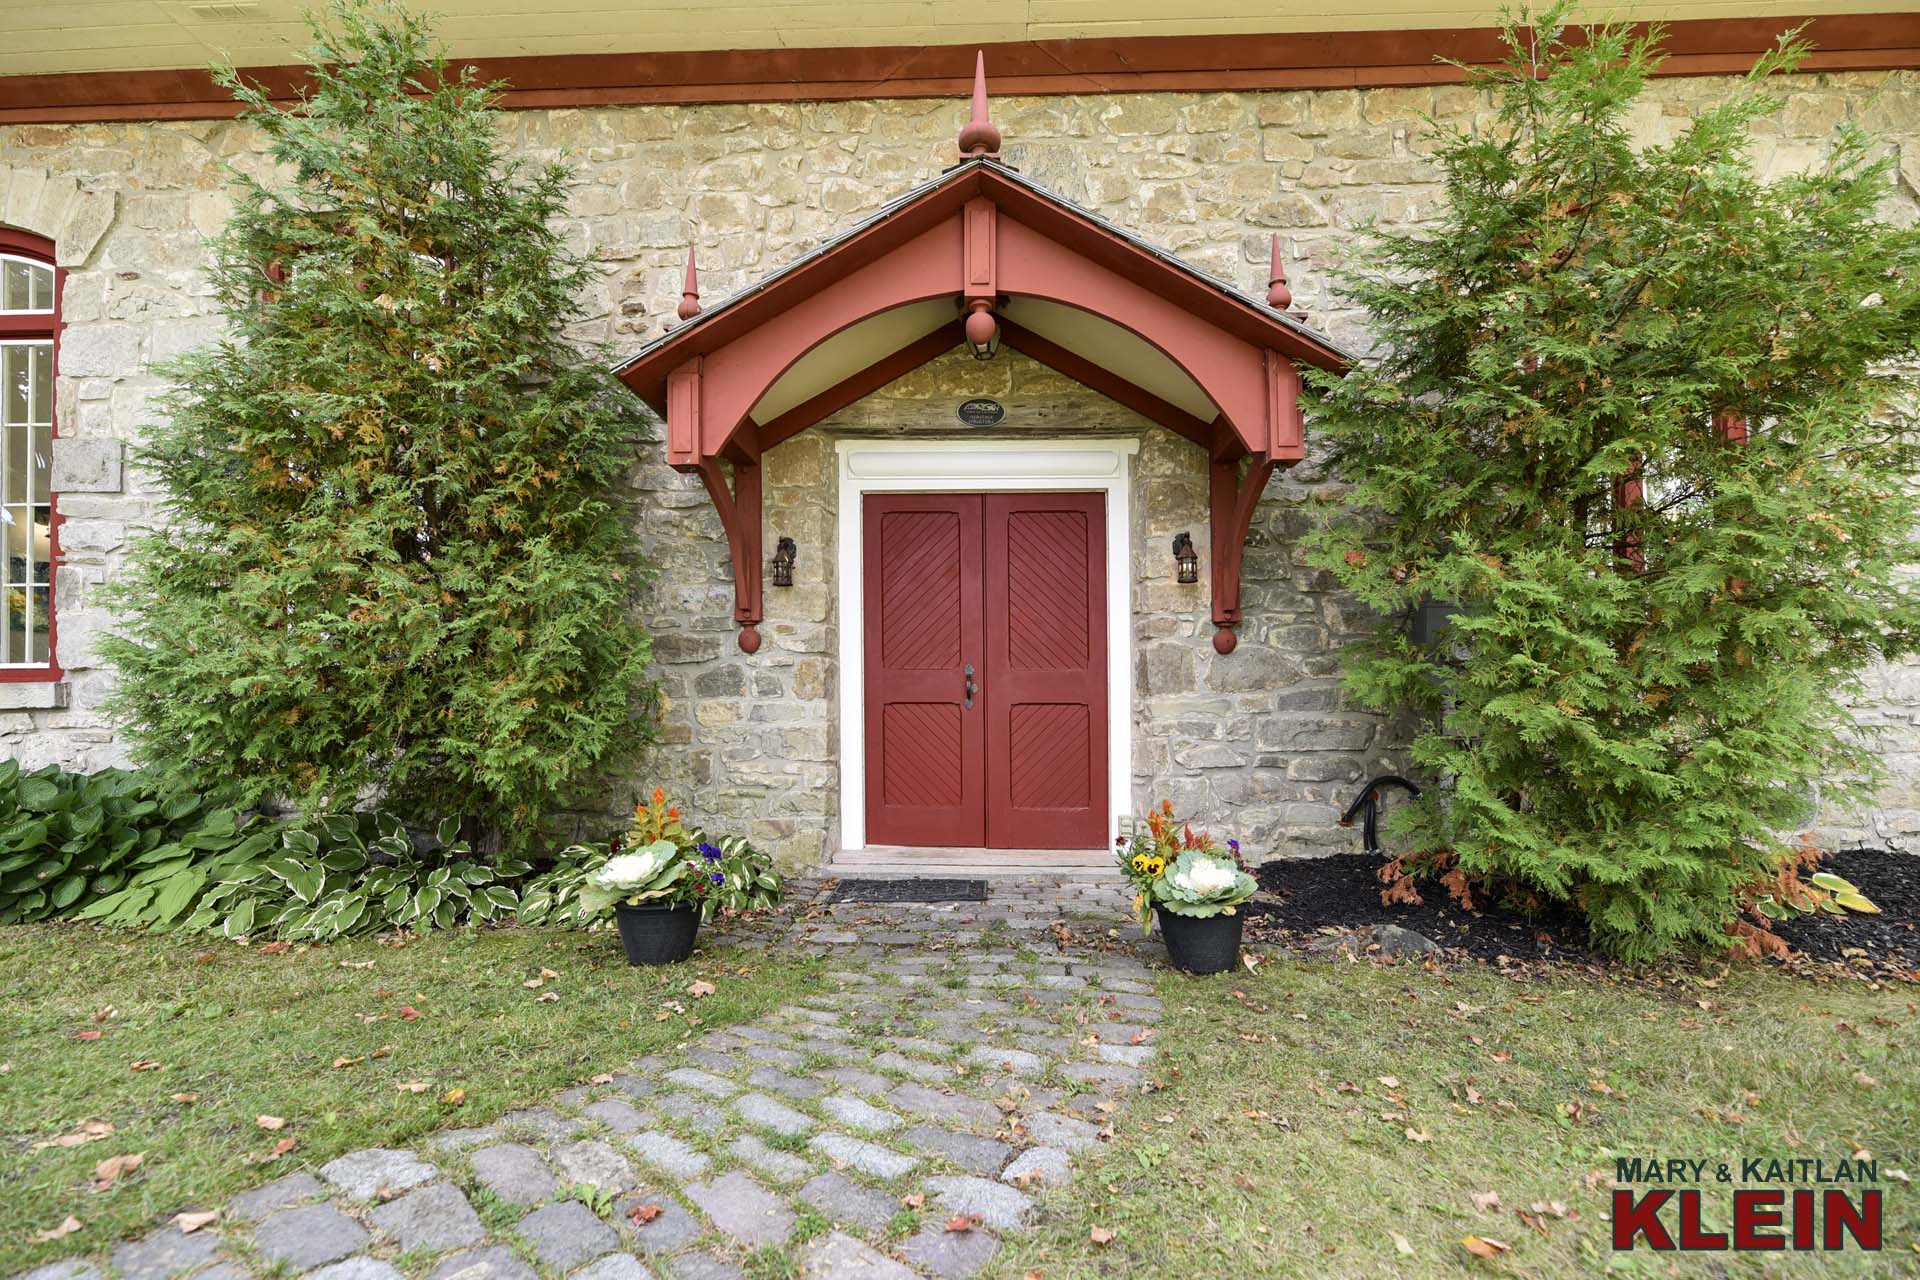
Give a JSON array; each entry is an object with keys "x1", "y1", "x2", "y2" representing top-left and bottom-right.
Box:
[
  {"x1": 395, "y1": 1080, "x2": 430, "y2": 1093},
  {"x1": 1470, "y1": 1190, "x2": 1502, "y2": 1215},
  {"x1": 1405, "y1": 1127, "x2": 1433, "y2": 1143},
  {"x1": 442, "y1": 1087, "x2": 466, "y2": 1106},
  {"x1": 32, "y1": 1120, "x2": 114, "y2": 1150},
  {"x1": 1390, "y1": 1230, "x2": 1415, "y2": 1256},
  {"x1": 1462, "y1": 1235, "x2": 1511, "y2": 1257},
  {"x1": 256, "y1": 1115, "x2": 285, "y2": 1131},
  {"x1": 398, "y1": 1006, "x2": 421, "y2": 1021},
  {"x1": 588, "y1": 1073, "x2": 614, "y2": 1085},
  {"x1": 1516, "y1": 1209, "x2": 1548, "y2": 1236},
  {"x1": 172, "y1": 1093, "x2": 198, "y2": 1104},
  {"x1": 1378, "y1": 1075, "x2": 1400, "y2": 1089},
  {"x1": 686, "y1": 980, "x2": 717, "y2": 998},
  {"x1": 1090, "y1": 1225, "x2": 1116, "y2": 1246},
  {"x1": 129, "y1": 1060, "x2": 161, "y2": 1072},
  {"x1": 92, "y1": 1152, "x2": 144, "y2": 1190},
  {"x1": 539, "y1": 967, "x2": 559, "y2": 979},
  {"x1": 1530, "y1": 1200, "x2": 1571, "y2": 1219},
  {"x1": 536, "y1": 991, "x2": 560, "y2": 1003},
  {"x1": 75, "y1": 1030, "x2": 102, "y2": 1042},
  {"x1": 174, "y1": 1210, "x2": 218, "y2": 1234},
  {"x1": 522, "y1": 977, "x2": 545, "y2": 989},
  {"x1": 33, "y1": 1216, "x2": 82, "y2": 1242},
  {"x1": 900, "y1": 1192, "x2": 926, "y2": 1208},
  {"x1": 340, "y1": 959, "x2": 376, "y2": 970},
  {"x1": 258, "y1": 942, "x2": 290, "y2": 955},
  {"x1": 627, "y1": 1203, "x2": 663, "y2": 1225},
  {"x1": 333, "y1": 1056, "x2": 362, "y2": 1069}
]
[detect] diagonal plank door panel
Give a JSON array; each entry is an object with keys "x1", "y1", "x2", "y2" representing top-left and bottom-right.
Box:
[
  {"x1": 863, "y1": 494, "x2": 986, "y2": 846},
  {"x1": 983, "y1": 493, "x2": 1107, "y2": 849}
]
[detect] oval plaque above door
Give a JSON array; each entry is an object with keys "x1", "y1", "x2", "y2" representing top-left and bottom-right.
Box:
[{"x1": 956, "y1": 398, "x2": 1005, "y2": 427}]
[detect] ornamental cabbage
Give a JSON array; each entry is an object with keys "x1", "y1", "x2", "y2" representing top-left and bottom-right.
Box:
[
  {"x1": 1152, "y1": 849, "x2": 1257, "y2": 919},
  {"x1": 578, "y1": 838, "x2": 688, "y2": 910}
]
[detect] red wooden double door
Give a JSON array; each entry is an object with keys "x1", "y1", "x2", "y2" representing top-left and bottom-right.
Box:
[{"x1": 864, "y1": 492, "x2": 1107, "y2": 849}]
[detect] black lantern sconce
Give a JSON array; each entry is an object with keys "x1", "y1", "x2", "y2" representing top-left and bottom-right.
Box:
[
  {"x1": 1172, "y1": 532, "x2": 1199, "y2": 584},
  {"x1": 770, "y1": 536, "x2": 797, "y2": 588}
]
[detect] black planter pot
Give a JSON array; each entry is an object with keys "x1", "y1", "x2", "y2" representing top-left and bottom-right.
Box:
[
  {"x1": 1155, "y1": 905, "x2": 1243, "y2": 975},
  {"x1": 613, "y1": 901, "x2": 701, "y2": 965}
]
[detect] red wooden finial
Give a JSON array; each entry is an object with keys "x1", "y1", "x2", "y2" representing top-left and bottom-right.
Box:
[
  {"x1": 957, "y1": 51, "x2": 1002, "y2": 158},
  {"x1": 1265, "y1": 234, "x2": 1292, "y2": 311},
  {"x1": 676, "y1": 244, "x2": 701, "y2": 322}
]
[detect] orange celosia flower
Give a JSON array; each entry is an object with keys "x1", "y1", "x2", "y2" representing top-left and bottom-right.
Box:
[
  {"x1": 652, "y1": 787, "x2": 666, "y2": 805},
  {"x1": 667, "y1": 807, "x2": 681, "y2": 820}
]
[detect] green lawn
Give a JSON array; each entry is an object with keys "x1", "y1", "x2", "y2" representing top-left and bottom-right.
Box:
[
  {"x1": 994, "y1": 958, "x2": 1919, "y2": 1278},
  {"x1": 0, "y1": 921, "x2": 824, "y2": 1269}
]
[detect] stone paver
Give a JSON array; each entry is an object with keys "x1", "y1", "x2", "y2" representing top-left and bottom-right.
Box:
[
  {"x1": 502, "y1": 1107, "x2": 584, "y2": 1141},
  {"x1": 254, "y1": 1203, "x2": 369, "y2": 1271},
  {"x1": 613, "y1": 1192, "x2": 703, "y2": 1254},
  {"x1": 820, "y1": 1092, "x2": 903, "y2": 1133},
  {"x1": 226, "y1": 1170, "x2": 325, "y2": 1220},
  {"x1": 1060, "y1": 1061, "x2": 1146, "y2": 1088},
  {"x1": 517, "y1": 1201, "x2": 618, "y2": 1270},
  {"x1": 819, "y1": 1066, "x2": 894, "y2": 1095},
  {"x1": 306, "y1": 1261, "x2": 403, "y2": 1280},
  {"x1": 923, "y1": 1176, "x2": 1035, "y2": 1231},
  {"x1": 653, "y1": 1091, "x2": 727, "y2": 1134},
  {"x1": 1001, "y1": 1146, "x2": 1073, "y2": 1187},
  {"x1": 727, "y1": 1133, "x2": 813, "y2": 1183},
  {"x1": 797, "y1": 1171, "x2": 899, "y2": 1232},
  {"x1": 108, "y1": 1230, "x2": 222, "y2": 1280},
  {"x1": 886, "y1": 1083, "x2": 1003, "y2": 1129},
  {"x1": 1025, "y1": 1111, "x2": 1103, "y2": 1151},
  {"x1": 663, "y1": 1067, "x2": 739, "y2": 1097},
  {"x1": 371, "y1": 1181, "x2": 486, "y2": 1251},
  {"x1": 552, "y1": 1139, "x2": 637, "y2": 1192},
  {"x1": 730, "y1": 1091, "x2": 815, "y2": 1136},
  {"x1": 318, "y1": 1148, "x2": 437, "y2": 1200},
  {"x1": 428, "y1": 1247, "x2": 536, "y2": 1280},
  {"x1": 582, "y1": 1098, "x2": 649, "y2": 1132},
  {"x1": 572, "y1": 1256, "x2": 654, "y2": 1280},
  {"x1": 684, "y1": 1170, "x2": 795, "y2": 1247},
  {"x1": 747, "y1": 1065, "x2": 828, "y2": 1100},
  {"x1": 626, "y1": 1130, "x2": 711, "y2": 1179},
  {"x1": 799, "y1": 1231, "x2": 919, "y2": 1279},
  {"x1": 470, "y1": 1142, "x2": 558, "y2": 1205},
  {"x1": 810, "y1": 1132, "x2": 919, "y2": 1180},
  {"x1": 18, "y1": 1265, "x2": 98, "y2": 1280},
  {"x1": 900, "y1": 1124, "x2": 1013, "y2": 1174},
  {"x1": 898, "y1": 1220, "x2": 1001, "y2": 1278},
  {"x1": 965, "y1": 1045, "x2": 1047, "y2": 1076},
  {"x1": 665, "y1": 1256, "x2": 746, "y2": 1280}
]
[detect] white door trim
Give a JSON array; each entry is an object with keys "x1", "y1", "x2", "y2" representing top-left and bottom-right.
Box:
[{"x1": 835, "y1": 436, "x2": 1138, "y2": 852}]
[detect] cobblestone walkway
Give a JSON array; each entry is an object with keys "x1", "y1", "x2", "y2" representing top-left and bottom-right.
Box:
[{"x1": 19, "y1": 876, "x2": 1165, "y2": 1280}]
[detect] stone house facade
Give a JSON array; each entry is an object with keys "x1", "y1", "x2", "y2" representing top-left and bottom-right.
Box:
[{"x1": 4, "y1": 55, "x2": 1920, "y2": 870}]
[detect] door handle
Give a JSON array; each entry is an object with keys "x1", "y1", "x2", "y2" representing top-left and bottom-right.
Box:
[{"x1": 963, "y1": 663, "x2": 977, "y2": 709}]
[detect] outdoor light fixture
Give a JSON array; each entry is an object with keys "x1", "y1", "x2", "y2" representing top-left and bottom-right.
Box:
[
  {"x1": 1173, "y1": 532, "x2": 1199, "y2": 584},
  {"x1": 771, "y1": 536, "x2": 797, "y2": 587},
  {"x1": 964, "y1": 299, "x2": 1000, "y2": 360}
]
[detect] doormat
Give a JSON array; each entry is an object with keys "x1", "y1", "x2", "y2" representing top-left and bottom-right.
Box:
[{"x1": 828, "y1": 877, "x2": 988, "y2": 903}]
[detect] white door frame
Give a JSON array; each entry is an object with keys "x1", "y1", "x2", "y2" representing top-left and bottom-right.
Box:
[{"x1": 835, "y1": 436, "x2": 1138, "y2": 852}]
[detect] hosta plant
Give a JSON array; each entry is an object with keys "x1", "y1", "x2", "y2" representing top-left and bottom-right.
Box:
[
  {"x1": 1152, "y1": 848, "x2": 1258, "y2": 922},
  {"x1": 0, "y1": 763, "x2": 245, "y2": 923}
]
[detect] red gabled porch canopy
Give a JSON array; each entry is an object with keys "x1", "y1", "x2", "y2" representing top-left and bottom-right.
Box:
[{"x1": 615, "y1": 60, "x2": 1353, "y2": 655}]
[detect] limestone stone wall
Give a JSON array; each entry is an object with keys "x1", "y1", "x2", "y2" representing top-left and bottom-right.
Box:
[{"x1": 6, "y1": 69, "x2": 1920, "y2": 864}]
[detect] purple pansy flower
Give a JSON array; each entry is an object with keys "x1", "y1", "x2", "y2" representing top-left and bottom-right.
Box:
[
  {"x1": 699, "y1": 842, "x2": 723, "y2": 861},
  {"x1": 709, "y1": 872, "x2": 725, "y2": 885}
]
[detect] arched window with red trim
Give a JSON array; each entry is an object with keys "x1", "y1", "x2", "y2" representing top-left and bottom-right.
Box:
[{"x1": 0, "y1": 228, "x2": 61, "y2": 680}]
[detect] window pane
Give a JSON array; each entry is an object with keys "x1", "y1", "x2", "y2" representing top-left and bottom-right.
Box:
[
  {"x1": 3, "y1": 581, "x2": 19, "y2": 665},
  {"x1": 29, "y1": 263, "x2": 51, "y2": 311},
  {"x1": 31, "y1": 344, "x2": 50, "y2": 425},
  {"x1": 1, "y1": 347, "x2": 24, "y2": 426},
  {"x1": 31, "y1": 424, "x2": 50, "y2": 505},
  {"x1": 31, "y1": 505, "x2": 50, "y2": 583},
  {"x1": 27, "y1": 586, "x2": 48, "y2": 662},
  {"x1": 1, "y1": 261, "x2": 26, "y2": 312},
  {"x1": 5, "y1": 428, "x2": 24, "y2": 504}
]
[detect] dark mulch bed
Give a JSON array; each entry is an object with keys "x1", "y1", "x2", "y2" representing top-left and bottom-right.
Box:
[{"x1": 1248, "y1": 847, "x2": 1920, "y2": 976}]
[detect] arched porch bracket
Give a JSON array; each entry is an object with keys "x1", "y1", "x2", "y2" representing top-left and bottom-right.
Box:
[{"x1": 620, "y1": 163, "x2": 1342, "y2": 653}]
